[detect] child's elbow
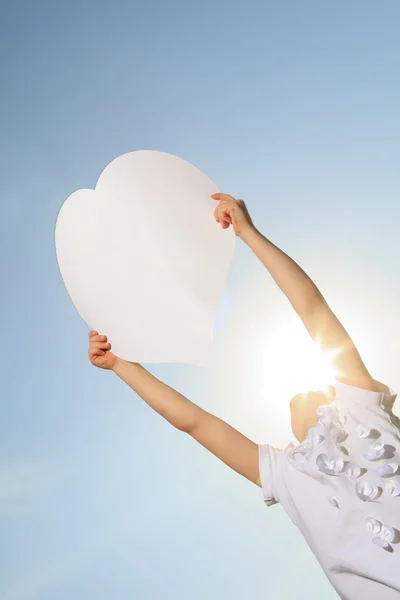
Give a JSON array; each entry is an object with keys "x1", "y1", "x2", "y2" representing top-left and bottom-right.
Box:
[
  {"x1": 173, "y1": 412, "x2": 200, "y2": 434},
  {"x1": 180, "y1": 409, "x2": 204, "y2": 436},
  {"x1": 175, "y1": 420, "x2": 193, "y2": 434}
]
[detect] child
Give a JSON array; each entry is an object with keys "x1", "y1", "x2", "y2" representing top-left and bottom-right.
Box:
[{"x1": 88, "y1": 193, "x2": 400, "y2": 599}]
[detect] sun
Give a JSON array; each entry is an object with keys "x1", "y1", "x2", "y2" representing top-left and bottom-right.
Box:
[{"x1": 253, "y1": 314, "x2": 338, "y2": 402}]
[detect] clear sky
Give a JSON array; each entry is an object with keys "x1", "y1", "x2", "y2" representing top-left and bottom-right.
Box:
[{"x1": 1, "y1": 1, "x2": 400, "y2": 598}]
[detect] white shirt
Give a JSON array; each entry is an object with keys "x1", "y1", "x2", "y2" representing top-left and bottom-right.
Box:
[{"x1": 259, "y1": 381, "x2": 400, "y2": 599}]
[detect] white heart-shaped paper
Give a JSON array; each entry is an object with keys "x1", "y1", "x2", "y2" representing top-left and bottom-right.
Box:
[{"x1": 55, "y1": 151, "x2": 235, "y2": 365}]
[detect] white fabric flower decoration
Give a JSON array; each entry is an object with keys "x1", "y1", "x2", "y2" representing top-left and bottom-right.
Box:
[
  {"x1": 362, "y1": 440, "x2": 385, "y2": 461},
  {"x1": 306, "y1": 427, "x2": 325, "y2": 448},
  {"x1": 297, "y1": 439, "x2": 314, "y2": 454},
  {"x1": 289, "y1": 427, "x2": 325, "y2": 471},
  {"x1": 365, "y1": 517, "x2": 383, "y2": 535},
  {"x1": 377, "y1": 462, "x2": 399, "y2": 477},
  {"x1": 373, "y1": 525, "x2": 396, "y2": 548},
  {"x1": 345, "y1": 463, "x2": 362, "y2": 479},
  {"x1": 385, "y1": 479, "x2": 400, "y2": 497},
  {"x1": 288, "y1": 443, "x2": 309, "y2": 469},
  {"x1": 356, "y1": 423, "x2": 371, "y2": 439},
  {"x1": 355, "y1": 480, "x2": 380, "y2": 501},
  {"x1": 316, "y1": 404, "x2": 346, "y2": 429},
  {"x1": 331, "y1": 428, "x2": 347, "y2": 444},
  {"x1": 365, "y1": 517, "x2": 396, "y2": 548},
  {"x1": 316, "y1": 454, "x2": 344, "y2": 475}
]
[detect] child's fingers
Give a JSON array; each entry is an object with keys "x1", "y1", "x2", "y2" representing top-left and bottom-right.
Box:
[
  {"x1": 214, "y1": 203, "x2": 234, "y2": 228},
  {"x1": 214, "y1": 205, "x2": 228, "y2": 223},
  {"x1": 89, "y1": 347, "x2": 105, "y2": 358},
  {"x1": 211, "y1": 193, "x2": 235, "y2": 202},
  {"x1": 89, "y1": 332, "x2": 109, "y2": 344},
  {"x1": 91, "y1": 342, "x2": 111, "y2": 350},
  {"x1": 91, "y1": 335, "x2": 107, "y2": 343}
]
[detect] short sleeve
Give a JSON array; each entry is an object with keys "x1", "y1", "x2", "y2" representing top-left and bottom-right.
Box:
[{"x1": 258, "y1": 444, "x2": 280, "y2": 506}]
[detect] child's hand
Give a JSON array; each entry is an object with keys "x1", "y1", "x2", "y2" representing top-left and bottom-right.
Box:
[
  {"x1": 211, "y1": 193, "x2": 255, "y2": 238},
  {"x1": 88, "y1": 331, "x2": 117, "y2": 370}
]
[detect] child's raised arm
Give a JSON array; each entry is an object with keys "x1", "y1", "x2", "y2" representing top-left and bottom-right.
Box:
[
  {"x1": 113, "y1": 359, "x2": 261, "y2": 485},
  {"x1": 213, "y1": 194, "x2": 379, "y2": 393},
  {"x1": 244, "y1": 228, "x2": 379, "y2": 391},
  {"x1": 88, "y1": 332, "x2": 261, "y2": 487}
]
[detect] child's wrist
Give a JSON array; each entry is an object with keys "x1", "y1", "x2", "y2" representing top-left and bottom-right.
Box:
[
  {"x1": 112, "y1": 357, "x2": 142, "y2": 374},
  {"x1": 112, "y1": 356, "x2": 126, "y2": 374},
  {"x1": 240, "y1": 225, "x2": 259, "y2": 245}
]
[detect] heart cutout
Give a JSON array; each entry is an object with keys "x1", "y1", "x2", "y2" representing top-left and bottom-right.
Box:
[{"x1": 55, "y1": 151, "x2": 235, "y2": 365}]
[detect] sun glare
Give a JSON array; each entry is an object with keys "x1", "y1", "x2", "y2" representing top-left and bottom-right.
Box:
[{"x1": 253, "y1": 315, "x2": 338, "y2": 403}]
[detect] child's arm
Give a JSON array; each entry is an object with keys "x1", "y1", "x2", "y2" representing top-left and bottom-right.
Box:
[
  {"x1": 112, "y1": 358, "x2": 261, "y2": 486},
  {"x1": 212, "y1": 193, "x2": 378, "y2": 392},
  {"x1": 241, "y1": 226, "x2": 376, "y2": 391}
]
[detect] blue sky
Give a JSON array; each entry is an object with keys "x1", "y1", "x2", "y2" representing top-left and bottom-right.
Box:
[{"x1": 1, "y1": 1, "x2": 400, "y2": 598}]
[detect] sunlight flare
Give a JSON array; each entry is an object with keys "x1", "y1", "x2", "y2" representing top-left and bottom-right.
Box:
[{"x1": 252, "y1": 315, "x2": 338, "y2": 404}]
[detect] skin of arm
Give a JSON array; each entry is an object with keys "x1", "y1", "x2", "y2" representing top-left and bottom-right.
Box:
[
  {"x1": 112, "y1": 358, "x2": 262, "y2": 486},
  {"x1": 240, "y1": 226, "x2": 379, "y2": 392}
]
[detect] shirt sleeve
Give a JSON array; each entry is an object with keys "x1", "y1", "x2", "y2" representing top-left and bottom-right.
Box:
[{"x1": 258, "y1": 444, "x2": 280, "y2": 506}]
